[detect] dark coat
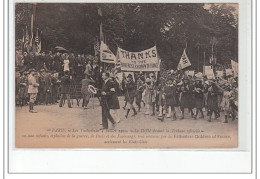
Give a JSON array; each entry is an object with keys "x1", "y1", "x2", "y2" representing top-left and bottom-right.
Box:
[
  {"x1": 180, "y1": 83, "x2": 194, "y2": 108},
  {"x1": 60, "y1": 75, "x2": 72, "y2": 94},
  {"x1": 164, "y1": 85, "x2": 177, "y2": 106},
  {"x1": 100, "y1": 79, "x2": 120, "y2": 109},
  {"x1": 125, "y1": 80, "x2": 136, "y2": 104},
  {"x1": 207, "y1": 85, "x2": 220, "y2": 111},
  {"x1": 44, "y1": 74, "x2": 52, "y2": 93},
  {"x1": 193, "y1": 82, "x2": 204, "y2": 108},
  {"x1": 51, "y1": 76, "x2": 59, "y2": 94}
]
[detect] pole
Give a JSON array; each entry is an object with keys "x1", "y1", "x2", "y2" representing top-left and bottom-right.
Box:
[
  {"x1": 197, "y1": 45, "x2": 200, "y2": 72},
  {"x1": 203, "y1": 51, "x2": 205, "y2": 74}
]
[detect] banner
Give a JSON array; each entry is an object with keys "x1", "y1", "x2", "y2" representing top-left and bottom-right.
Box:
[
  {"x1": 117, "y1": 46, "x2": 160, "y2": 71},
  {"x1": 177, "y1": 49, "x2": 191, "y2": 70},
  {"x1": 204, "y1": 66, "x2": 215, "y2": 79},
  {"x1": 100, "y1": 41, "x2": 117, "y2": 64},
  {"x1": 185, "y1": 70, "x2": 195, "y2": 77},
  {"x1": 225, "y1": 69, "x2": 233, "y2": 76},
  {"x1": 216, "y1": 71, "x2": 223, "y2": 78},
  {"x1": 231, "y1": 60, "x2": 238, "y2": 77}
]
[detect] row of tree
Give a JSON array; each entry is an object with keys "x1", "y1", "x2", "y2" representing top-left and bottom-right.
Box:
[{"x1": 15, "y1": 3, "x2": 238, "y2": 71}]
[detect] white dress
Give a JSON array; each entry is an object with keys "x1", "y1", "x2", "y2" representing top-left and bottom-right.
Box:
[{"x1": 63, "y1": 59, "x2": 70, "y2": 71}]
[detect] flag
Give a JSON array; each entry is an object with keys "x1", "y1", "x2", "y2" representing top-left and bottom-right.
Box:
[
  {"x1": 231, "y1": 60, "x2": 238, "y2": 77},
  {"x1": 37, "y1": 39, "x2": 41, "y2": 53},
  {"x1": 177, "y1": 49, "x2": 191, "y2": 70},
  {"x1": 100, "y1": 41, "x2": 116, "y2": 64},
  {"x1": 31, "y1": 14, "x2": 34, "y2": 39},
  {"x1": 98, "y1": 7, "x2": 102, "y2": 16},
  {"x1": 35, "y1": 28, "x2": 39, "y2": 44},
  {"x1": 24, "y1": 26, "x2": 30, "y2": 53},
  {"x1": 100, "y1": 23, "x2": 104, "y2": 42},
  {"x1": 94, "y1": 38, "x2": 100, "y2": 56},
  {"x1": 34, "y1": 28, "x2": 41, "y2": 53}
]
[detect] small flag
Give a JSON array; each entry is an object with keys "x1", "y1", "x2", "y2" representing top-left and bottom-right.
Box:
[
  {"x1": 98, "y1": 7, "x2": 102, "y2": 16},
  {"x1": 177, "y1": 49, "x2": 191, "y2": 70}
]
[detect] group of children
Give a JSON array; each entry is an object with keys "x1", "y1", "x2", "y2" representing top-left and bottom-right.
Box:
[{"x1": 122, "y1": 71, "x2": 238, "y2": 123}]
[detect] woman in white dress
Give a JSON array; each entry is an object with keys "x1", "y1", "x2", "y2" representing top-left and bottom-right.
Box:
[{"x1": 63, "y1": 56, "x2": 70, "y2": 72}]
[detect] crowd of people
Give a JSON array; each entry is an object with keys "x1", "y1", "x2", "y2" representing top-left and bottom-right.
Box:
[{"x1": 15, "y1": 50, "x2": 238, "y2": 130}]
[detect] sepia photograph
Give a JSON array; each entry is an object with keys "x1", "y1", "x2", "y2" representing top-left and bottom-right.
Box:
[{"x1": 14, "y1": 3, "x2": 239, "y2": 148}]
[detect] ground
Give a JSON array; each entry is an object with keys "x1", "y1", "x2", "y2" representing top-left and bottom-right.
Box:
[{"x1": 15, "y1": 96, "x2": 238, "y2": 148}]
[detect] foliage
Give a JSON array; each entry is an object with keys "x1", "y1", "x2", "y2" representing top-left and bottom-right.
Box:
[{"x1": 15, "y1": 3, "x2": 238, "y2": 70}]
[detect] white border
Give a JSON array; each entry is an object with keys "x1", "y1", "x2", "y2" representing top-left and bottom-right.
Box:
[{"x1": 4, "y1": 0, "x2": 255, "y2": 176}]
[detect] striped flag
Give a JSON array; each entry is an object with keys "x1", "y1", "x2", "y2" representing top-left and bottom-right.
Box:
[
  {"x1": 35, "y1": 29, "x2": 41, "y2": 53},
  {"x1": 94, "y1": 38, "x2": 100, "y2": 57},
  {"x1": 24, "y1": 26, "x2": 30, "y2": 53}
]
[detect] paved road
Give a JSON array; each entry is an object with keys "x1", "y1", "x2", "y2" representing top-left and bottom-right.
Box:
[{"x1": 15, "y1": 96, "x2": 238, "y2": 148}]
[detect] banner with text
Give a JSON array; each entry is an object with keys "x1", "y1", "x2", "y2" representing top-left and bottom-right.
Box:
[
  {"x1": 117, "y1": 46, "x2": 160, "y2": 71},
  {"x1": 177, "y1": 49, "x2": 191, "y2": 70}
]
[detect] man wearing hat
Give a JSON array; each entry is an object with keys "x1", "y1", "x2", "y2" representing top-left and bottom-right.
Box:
[
  {"x1": 99, "y1": 72, "x2": 118, "y2": 130},
  {"x1": 124, "y1": 74, "x2": 137, "y2": 118},
  {"x1": 27, "y1": 69, "x2": 40, "y2": 113}
]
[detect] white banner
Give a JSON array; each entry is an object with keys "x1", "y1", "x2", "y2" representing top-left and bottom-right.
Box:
[
  {"x1": 117, "y1": 46, "x2": 160, "y2": 71},
  {"x1": 177, "y1": 49, "x2": 191, "y2": 70},
  {"x1": 216, "y1": 71, "x2": 223, "y2": 78},
  {"x1": 185, "y1": 70, "x2": 195, "y2": 77},
  {"x1": 231, "y1": 60, "x2": 238, "y2": 77},
  {"x1": 204, "y1": 66, "x2": 215, "y2": 79},
  {"x1": 100, "y1": 41, "x2": 117, "y2": 64},
  {"x1": 225, "y1": 69, "x2": 233, "y2": 76}
]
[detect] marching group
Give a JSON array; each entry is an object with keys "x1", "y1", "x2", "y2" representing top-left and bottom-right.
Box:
[{"x1": 15, "y1": 50, "x2": 238, "y2": 130}]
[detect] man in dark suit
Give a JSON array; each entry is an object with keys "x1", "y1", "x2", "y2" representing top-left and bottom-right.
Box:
[
  {"x1": 59, "y1": 71, "x2": 72, "y2": 108},
  {"x1": 99, "y1": 72, "x2": 118, "y2": 130}
]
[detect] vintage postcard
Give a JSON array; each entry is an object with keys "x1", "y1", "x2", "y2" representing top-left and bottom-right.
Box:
[{"x1": 15, "y1": 3, "x2": 239, "y2": 148}]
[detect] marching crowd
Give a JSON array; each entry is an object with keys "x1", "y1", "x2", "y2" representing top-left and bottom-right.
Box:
[{"x1": 15, "y1": 50, "x2": 238, "y2": 130}]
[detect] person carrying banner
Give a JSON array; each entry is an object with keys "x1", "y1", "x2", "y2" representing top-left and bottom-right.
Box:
[{"x1": 124, "y1": 74, "x2": 137, "y2": 118}]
